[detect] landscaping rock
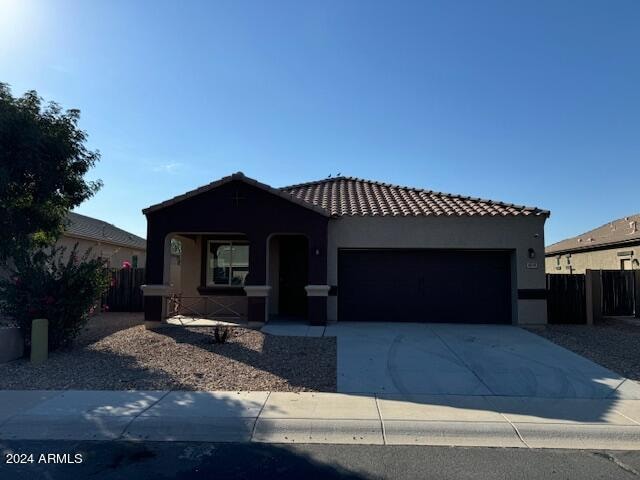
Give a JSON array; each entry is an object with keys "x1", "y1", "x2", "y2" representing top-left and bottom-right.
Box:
[
  {"x1": 527, "y1": 318, "x2": 639, "y2": 381},
  {"x1": 0, "y1": 313, "x2": 337, "y2": 392}
]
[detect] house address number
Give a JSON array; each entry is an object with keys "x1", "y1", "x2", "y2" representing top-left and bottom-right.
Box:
[{"x1": 526, "y1": 262, "x2": 538, "y2": 269}]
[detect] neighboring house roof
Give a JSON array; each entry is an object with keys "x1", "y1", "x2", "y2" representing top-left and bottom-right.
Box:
[
  {"x1": 144, "y1": 172, "x2": 549, "y2": 218},
  {"x1": 281, "y1": 177, "x2": 549, "y2": 218},
  {"x1": 546, "y1": 213, "x2": 640, "y2": 255},
  {"x1": 64, "y1": 212, "x2": 147, "y2": 250}
]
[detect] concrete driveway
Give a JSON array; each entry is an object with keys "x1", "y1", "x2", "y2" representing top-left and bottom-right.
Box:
[{"x1": 324, "y1": 323, "x2": 637, "y2": 399}]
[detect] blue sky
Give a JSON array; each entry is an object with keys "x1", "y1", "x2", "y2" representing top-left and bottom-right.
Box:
[{"x1": 1, "y1": 0, "x2": 638, "y2": 244}]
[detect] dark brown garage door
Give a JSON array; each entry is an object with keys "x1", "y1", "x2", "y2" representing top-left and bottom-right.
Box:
[{"x1": 337, "y1": 249, "x2": 512, "y2": 324}]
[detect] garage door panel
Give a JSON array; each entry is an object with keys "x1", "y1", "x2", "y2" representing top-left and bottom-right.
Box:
[{"x1": 338, "y1": 249, "x2": 512, "y2": 324}]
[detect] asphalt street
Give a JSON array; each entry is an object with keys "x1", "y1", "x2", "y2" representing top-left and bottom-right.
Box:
[{"x1": 1, "y1": 440, "x2": 639, "y2": 480}]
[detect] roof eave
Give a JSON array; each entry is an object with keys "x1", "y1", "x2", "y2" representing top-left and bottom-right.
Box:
[
  {"x1": 62, "y1": 232, "x2": 147, "y2": 251},
  {"x1": 545, "y1": 237, "x2": 640, "y2": 256}
]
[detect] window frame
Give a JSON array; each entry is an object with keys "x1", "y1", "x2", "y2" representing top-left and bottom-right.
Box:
[{"x1": 202, "y1": 239, "x2": 250, "y2": 288}]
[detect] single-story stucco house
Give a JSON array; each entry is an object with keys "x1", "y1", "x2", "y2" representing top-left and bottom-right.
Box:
[
  {"x1": 142, "y1": 172, "x2": 549, "y2": 327},
  {"x1": 60, "y1": 212, "x2": 147, "y2": 268},
  {"x1": 546, "y1": 213, "x2": 640, "y2": 274}
]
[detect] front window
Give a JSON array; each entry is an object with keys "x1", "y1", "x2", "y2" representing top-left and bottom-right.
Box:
[{"x1": 206, "y1": 241, "x2": 249, "y2": 286}]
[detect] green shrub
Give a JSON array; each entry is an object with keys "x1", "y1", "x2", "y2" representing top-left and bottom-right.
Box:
[{"x1": 0, "y1": 244, "x2": 110, "y2": 351}]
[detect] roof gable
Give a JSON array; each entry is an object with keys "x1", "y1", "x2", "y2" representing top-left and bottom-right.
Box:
[{"x1": 143, "y1": 172, "x2": 330, "y2": 216}]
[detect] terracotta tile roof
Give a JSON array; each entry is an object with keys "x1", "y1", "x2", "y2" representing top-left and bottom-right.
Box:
[
  {"x1": 546, "y1": 213, "x2": 640, "y2": 255},
  {"x1": 142, "y1": 172, "x2": 548, "y2": 218},
  {"x1": 64, "y1": 212, "x2": 146, "y2": 250},
  {"x1": 280, "y1": 177, "x2": 549, "y2": 218}
]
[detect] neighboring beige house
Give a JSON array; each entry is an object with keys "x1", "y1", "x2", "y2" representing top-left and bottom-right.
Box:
[
  {"x1": 60, "y1": 212, "x2": 146, "y2": 268},
  {"x1": 545, "y1": 213, "x2": 640, "y2": 274}
]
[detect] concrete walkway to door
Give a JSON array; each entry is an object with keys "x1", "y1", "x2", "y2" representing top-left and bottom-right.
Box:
[{"x1": 323, "y1": 322, "x2": 640, "y2": 400}]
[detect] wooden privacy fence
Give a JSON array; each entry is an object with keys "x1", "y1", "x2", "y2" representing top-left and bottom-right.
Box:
[
  {"x1": 546, "y1": 270, "x2": 639, "y2": 324},
  {"x1": 546, "y1": 274, "x2": 586, "y2": 324},
  {"x1": 102, "y1": 268, "x2": 146, "y2": 312},
  {"x1": 601, "y1": 270, "x2": 636, "y2": 316}
]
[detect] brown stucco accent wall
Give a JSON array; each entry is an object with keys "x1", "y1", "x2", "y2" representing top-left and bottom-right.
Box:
[{"x1": 144, "y1": 180, "x2": 328, "y2": 322}]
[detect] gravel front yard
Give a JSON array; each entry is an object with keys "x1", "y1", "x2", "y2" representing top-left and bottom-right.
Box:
[
  {"x1": 527, "y1": 318, "x2": 640, "y2": 381},
  {"x1": 0, "y1": 313, "x2": 337, "y2": 391}
]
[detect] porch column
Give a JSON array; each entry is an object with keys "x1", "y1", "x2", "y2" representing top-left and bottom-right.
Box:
[
  {"x1": 143, "y1": 220, "x2": 167, "y2": 323},
  {"x1": 244, "y1": 286, "x2": 271, "y2": 326},
  {"x1": 305, "y1": 285, "x2": 330, "y2": 326},
  {"x1": 141, "y1": 285, "x2": 177, "y2": 327}
]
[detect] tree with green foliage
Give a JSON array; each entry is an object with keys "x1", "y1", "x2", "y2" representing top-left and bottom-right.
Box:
[
  {"x1": 0, "y1": 245, "x2": 110, "y2": 350},
  {"x1": 0, "y1": 83, "x2": 102, "y2": 262},
  {"x1": 0, "y1": 84, "x2": 108, "y2": 351}
]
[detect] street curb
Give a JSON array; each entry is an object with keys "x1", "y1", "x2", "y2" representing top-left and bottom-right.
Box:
[
  {"x1": 0, "y1": 415, "x2": 128, "y2": 441},
  {"x1": 252, "y1": 418, "x2": 384, "y2": 445},
  {"x1": 514, "y1": 423, "x2": 640, "y2": 450},
  {"x1": 2, "y1": 390, "x2": 640, "y2": 450},
  {"x1": 3, "y1": 416, "x2": 640, "y2": 450},
  {"x1": 123, "y1": 416, "x2": 257, "y2": 443},
  {"x1": 383, "y1": 420, "x2": 526, "y2": 448}
]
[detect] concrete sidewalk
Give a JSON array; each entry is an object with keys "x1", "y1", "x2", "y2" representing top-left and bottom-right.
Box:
[{"x1": 1, "y1": 390, "x2": 639, "y2": 450}]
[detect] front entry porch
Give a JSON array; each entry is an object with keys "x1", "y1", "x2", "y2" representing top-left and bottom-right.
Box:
[
  {"x1": 141, "y1": 174, "x2": 330, "y2": 326},
  {"x1": 144, "y1": 232, "x2": 328, "y2": 327}
]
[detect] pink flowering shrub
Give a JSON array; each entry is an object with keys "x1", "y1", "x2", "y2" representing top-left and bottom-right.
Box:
[{"x1": 0, "y1": 244, "x2": 109, "y2": 351}]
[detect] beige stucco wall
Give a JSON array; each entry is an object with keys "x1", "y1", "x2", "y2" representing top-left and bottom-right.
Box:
[
  {"x1": 545, "y1": 246, "x2": 639, "y2": 274},
  {"x1": 169, "y1": 254, "x2": 181, "y2": 290},
  {"x1": 327, "y1": 215, "x2": 548, "y2": 325},
  {"x1": 176, "y1": 235, "x2": 200, "y2": 297},
  {"x1": 57, "y1": 235, "x2": 146, "y2": 268}
]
